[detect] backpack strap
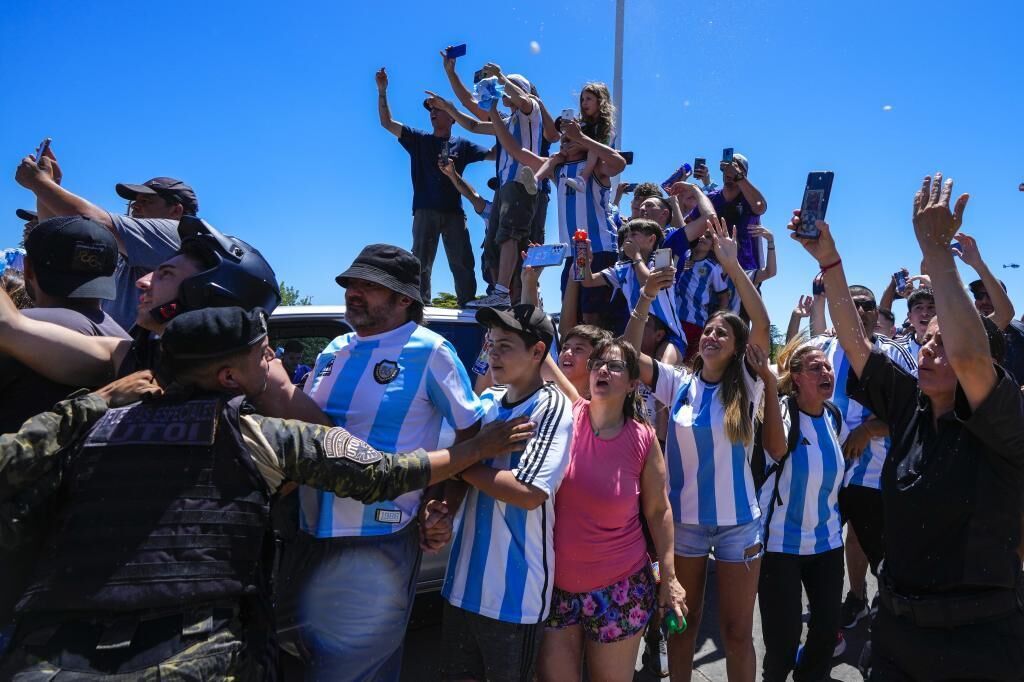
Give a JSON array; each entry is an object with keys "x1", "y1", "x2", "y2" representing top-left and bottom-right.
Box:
[{"x1": 762, "y1": 394, "x2": 802, "y2": 547}]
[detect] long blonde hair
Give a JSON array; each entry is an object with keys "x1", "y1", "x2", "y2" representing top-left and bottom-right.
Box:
[
  {"x1": 692, "y1": 312, "x2": 755, "y2": 445},
  {"x1": 777, "y1": 338, "x2": 820, "y2": 397}
]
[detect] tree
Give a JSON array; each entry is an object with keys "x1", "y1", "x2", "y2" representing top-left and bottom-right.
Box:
[
  {"x1": 430, "y1": 292, "x2": 459, "y2": 309},
  {"x1": 279, "y1": 280, "x2": 313, "y2": 306},
  {"x1": 769, "y1": 324, "x2": 785, "y2": 363}
]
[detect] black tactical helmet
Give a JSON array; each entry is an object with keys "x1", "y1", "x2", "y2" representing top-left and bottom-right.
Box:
[{"x1": 165, "y1": 216, "x2": 280, "y2": 320}]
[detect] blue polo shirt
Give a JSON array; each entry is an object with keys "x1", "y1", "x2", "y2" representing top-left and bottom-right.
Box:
[{"x1": 398, "y1": 126, "x2": 489, "y2": 215}]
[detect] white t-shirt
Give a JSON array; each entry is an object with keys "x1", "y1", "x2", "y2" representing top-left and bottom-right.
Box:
[
  {"x1": 442, "y1": 383, "x2": 573, "y2": 624},
  {"x1": 301, "y1": 321, "x2": 483, "y2": 537},
  {"x1": 653, "y1": 361, "x2": 765, "y2": 526}
]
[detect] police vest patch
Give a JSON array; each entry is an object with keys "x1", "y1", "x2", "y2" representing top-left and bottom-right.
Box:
[
  {"x1": 83, "y1": 399, "x2": 220, "y2": 447},
  {"x1": 373, "y1": 360, "x2": 400, "y2": 384}
]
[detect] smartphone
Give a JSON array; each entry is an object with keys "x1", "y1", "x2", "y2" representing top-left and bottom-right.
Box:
[
  {"x1": 473, "y1": 68, "x2": 487, "y2": 84},
  {"x1": 797, "y1": 171, "x2": 835, "y2": 239},
  {"x1": 652, "y1": 248, "x2": 673, "y2": 270},
  {"x1": 445, "y1": 44, "x2": 467, "y2": 59},
  {"x1": 950, "y1": 240, "x2": 962, "y2": 255},
  {"x1": 812, "y1": 273, "x2": 825, "y2": 296},
  {"x1": 621, "y1": 151, "x2": 634, "y2": 165},
  {"x1": 560, "y1": 108, "x2": 576, "y2": 121},
  {"x1": 35, "y1": 137, "x2": 51, "y2": 162},
  {"x1": 722, "y1": 148, "x2": 734, "y2": 163},
  {"x1": 523, "y1": 243, "x2": 569, "y2": 268},
  {"x1": 620, "y1": 182, "x2": 638, "y2": 193},
  {"x1": 694, "y1": 157, "x2": 706, "y2": 170},
  {"x1": 893, "y1": 271, "x2": 908, "y2": 292},
  {"x1": 438, "y1": 143, "x2": 450, "y2": 166}
]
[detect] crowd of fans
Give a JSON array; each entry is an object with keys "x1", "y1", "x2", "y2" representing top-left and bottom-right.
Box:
[{"x1": 0, "y1": 45, "x2": 1022, "y2": 682}]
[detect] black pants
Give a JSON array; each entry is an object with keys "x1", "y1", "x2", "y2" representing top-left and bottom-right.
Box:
[
  {"x1": 869, "y1": 604, "x2": 1024, "y2": 681},
  {"x1": 758, "y1": 548, "x2": 845, "y2": 682},
  {"x1": 412, "y1": 209, "x2": 477, "y2": 306},
  {"x1": 839, "y1": 484, "x2": 884, "y2": 574}
]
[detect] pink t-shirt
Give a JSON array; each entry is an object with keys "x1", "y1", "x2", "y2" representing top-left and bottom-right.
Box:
[{"x1": 554, "y1": 398, "x2": 656, "y2": 593}]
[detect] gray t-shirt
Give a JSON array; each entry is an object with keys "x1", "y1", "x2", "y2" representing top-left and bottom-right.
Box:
[{"x1": 102, "y1": 213, "x2": 181, "y2": 330}]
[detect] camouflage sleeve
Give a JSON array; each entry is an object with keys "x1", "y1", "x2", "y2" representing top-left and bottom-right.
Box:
[
  {"x1": 240, "y1": 414, "x2": 431, "y2": 502},
  {"x1": 0, "y1": 392, "x2": 108, "y2": 496}
]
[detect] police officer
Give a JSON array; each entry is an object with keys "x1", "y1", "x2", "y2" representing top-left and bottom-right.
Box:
[
  {"x1": 0, "y1": 306, "x2": 534, "y2": 679},
  {"x1": 791, "y1": 174, "x2": 1024, "y2": 680}
]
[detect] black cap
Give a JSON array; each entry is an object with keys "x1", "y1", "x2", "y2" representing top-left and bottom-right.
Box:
[
  {"x1": 336, "y1": 244, "x2": 422, "y2": 304},
  {"x1": 161, "y1": 307, "x2": 269, "y2": 365},
  {"x1": 24, "y1": 216, "x2": 118, "y2": 300},
  {"x1": 475, "y1": 304, "x2": 555, "y2": 350},
  {"x1": 968, "y1": 278, "x2": 1007, "y2": 294},
  {"x1": 115, "y1": 177, "x2": 199, "y2": 215},
  {"x1": 15, "y1": 208, "x2": 37, "y2": 223}
]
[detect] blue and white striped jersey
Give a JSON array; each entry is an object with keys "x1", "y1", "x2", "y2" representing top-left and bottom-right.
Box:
[
  {"x1": 496, "y1": 106, "x2": 543, "y2": 187},
  {"x1": 674, "y1": 257, "x2": 729, "y2": 328},
  {"x1": 442, "y1": 383, "x2": 573, "y2": 624},
  {"x1": 301, "y1": 321, "x2": 484, "y2": 537},
  {"x1": 653, "y1": 361, "x2": 766, "y2": 526},
  {"x1": 555, "y1": 160, "x2": 618, "y2": 254},
  {"x1": 759, "y1": 399, "x2": 849, "y2": 555},
  {"x1": 723, "y1": 268, "x2": 758, "y2": 315},
  {"x1": 809, "y1": 335, "x2": 916, "y2": 490},
  {"x1": 893, "y1": 334, "x2": 922, "y2": 376},
  {"x1": 600, "y1": 260, "x2": 686, "y2": 355}
]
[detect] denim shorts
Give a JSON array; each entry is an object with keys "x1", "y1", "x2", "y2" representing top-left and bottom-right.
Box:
[{"x1": 674, "y1": 518, "x2": 764, "y2": 563}]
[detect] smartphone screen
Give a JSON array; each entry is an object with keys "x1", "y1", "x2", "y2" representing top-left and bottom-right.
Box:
[
  {"x1": 473, "y1": 68, "x2": 486, "y2": 84},
  {"x1": 523, "y1": 243, "x2": 569, "y2": 268},
  {"x1": 621, "y1": 182, "x2": 638, "y2": 193},
  {"x1": 695, "y1": 157, "x2": 706, "y2": 170},
  {"x1": 894, "y1": 271, "x2": 908, "y2": 291},
  {"x1": 722, "y1": 148, "x2": 734, "y2": 163},
  {"x1": 445, "y1": 44, "x2": 467, "y2": 59},
  {"x1": 560, "y1": 108, "x2": 576, "y2": 121},
  {"x1": 798, "y1": 171, "x2": 835, "y2": 239}
]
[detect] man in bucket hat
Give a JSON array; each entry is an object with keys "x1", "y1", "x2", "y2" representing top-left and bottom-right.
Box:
[{"x1": 280, "y1": 244, "x2": 486, "y2": 681}]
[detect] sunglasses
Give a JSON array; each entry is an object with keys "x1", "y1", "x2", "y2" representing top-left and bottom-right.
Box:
[
  {"x1": 588, "y1": 359, "x2": 628, "y2": 373},
  {"x1": 853, "y1": 299, "x2": 877, "y2": 312}
]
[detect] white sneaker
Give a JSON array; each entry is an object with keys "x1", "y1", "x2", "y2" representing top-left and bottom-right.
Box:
[
  {"x1": 515, "y1": 166, "x2": 538, "y2": 195},
  {"x1": 465, "y1": 291, "x2": 511, "y2": 309}
]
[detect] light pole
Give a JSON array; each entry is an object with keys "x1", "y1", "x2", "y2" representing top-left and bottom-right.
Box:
[{"x1": 613, "y1": 0, "x2": 625, "y2": 148}]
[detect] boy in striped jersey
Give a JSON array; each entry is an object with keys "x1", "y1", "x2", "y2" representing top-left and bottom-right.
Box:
[
  {"x1": 442, "y1": 304, "x2": 573, "y2": 682},
  {"x1": 671, "y1": 225, "x2": 731, "y2": 362}
]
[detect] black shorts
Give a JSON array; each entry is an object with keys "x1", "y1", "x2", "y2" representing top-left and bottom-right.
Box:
[
  {"x1": 492, "y1": 181, "x2": 537, "y2": 245},
  {"x1": 440, "y1": 601, "x2": 543, "y2": 682}
]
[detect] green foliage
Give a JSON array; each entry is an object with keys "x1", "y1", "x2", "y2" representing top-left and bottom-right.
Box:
[
  {"x1": 769, "y1": 324, "x2": 785, "y2": 362},
  {"x1": 279, "y1": 280, "x2": 313, "y2": 306},
  {"x1": 430, "y1": 292, "x2": 459, "y2": 309}
]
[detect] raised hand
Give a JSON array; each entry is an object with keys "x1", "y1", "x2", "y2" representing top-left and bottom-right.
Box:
[
  {"x1": 793, "y1": 295, "x2": 814, "y2": 318},
  {"x1": 437, "y1": 157, "x2": 455, "y2": 177},
  {"x1": 748, "y1": 225, "x2": 773, "y2": 242},
  {"x1": 709, "y1": 215, "x2": 739, "y2": 268},
  {"x1": 375, "y1": 67, "x2": 388, "y2": 92},
  {"x1": 439, "y1": 49, "x2": 456, "y2": 73},
  {"x1": 952, "y1": 232, "x2": 983, "y2": 269},
  {"x1": 666, "y1": 182, "x2": 701, "y2": 200},
  {"x1": 481, "y1": 62, "x2": 503, "y2": 79},
  {"x1": 912, "y1": 172, "x2": 969, "y2": 253},
  {"x1": 787, "y1": 209, "x2": 840, "y2": 267},
  {"x1": 14, "y1": 155, "x2": 50, "y2": 191},
  {"x1": 694, "y1": 164, "x2": 711, "y2": 185},
  {"x1": 643, "y1": 266, "x2": 677, "y2": 298},
  {"x1": 424, "y1": 90, "x2": 453, "y2": 113},
  {"x1": 560, "y1": 118, "x2": 583, "y2": 142},
  {"x1": 744, "y1": 343, "x2": 774, "y2": 383}
]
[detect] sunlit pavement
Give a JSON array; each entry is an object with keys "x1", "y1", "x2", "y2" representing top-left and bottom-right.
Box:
[{"x1": 401, "y1": 561, "x2": 877, "y2": 681}]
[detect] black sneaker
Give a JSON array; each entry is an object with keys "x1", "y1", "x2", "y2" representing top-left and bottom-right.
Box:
[
  {"x1": 840, "y1": 591, "x2": 869, "y2": 629},
  {"x1": 642, "y1": 630, "x2": 670, "y2": 678}
]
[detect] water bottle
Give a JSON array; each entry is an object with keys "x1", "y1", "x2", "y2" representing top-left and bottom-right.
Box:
[
  {"x1": 471, "y1": 336, "x2": 491, "y2": 375},
  {"x1": 572, "y1": 229, "x2": 588, "y2": 282},
  {"x1": 662, "y1": 610, "x2": 688, "y2": 636},
  {"x1": 661, "y1": 162, "x2": 693, "y2": 191}
]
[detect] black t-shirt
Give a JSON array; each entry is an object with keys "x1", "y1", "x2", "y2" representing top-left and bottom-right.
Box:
[
  {"x1": 1002, "y1": 320, "x2": 1024, "y2": 387},
  {"x1": 850, "y1": 350, "x2": 1024, "y2": 595},
  {"x1": 398, "y1": 126, "x2": 489, "y2": 214},
  {"x1": 0, "y1": 306, "x2": 130, "y2": 433}
]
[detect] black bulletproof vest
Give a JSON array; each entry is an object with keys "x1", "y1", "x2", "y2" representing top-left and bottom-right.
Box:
[
  {"x1": 17, "y1": 395, "x2": 270, "y2": 615},
  {"x1": 115, "y1": 327, "x2": 161, "y2": 379}
]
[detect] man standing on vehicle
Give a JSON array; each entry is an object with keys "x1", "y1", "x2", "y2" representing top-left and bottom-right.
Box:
[{"x1": 293, "y1": 244, "x2": 485, "y2": 681}]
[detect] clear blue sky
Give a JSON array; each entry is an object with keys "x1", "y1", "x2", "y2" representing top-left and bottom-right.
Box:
[{"x1": 2, "y1": 0, "x2": 1022, "y2": 329}]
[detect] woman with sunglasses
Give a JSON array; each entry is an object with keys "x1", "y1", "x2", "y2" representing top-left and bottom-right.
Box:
[
  {"x1": 625, "y1": 215, "x2": 786, "y2": 682},
  {"x1": 537, "y1": 337, "x2": 686, "y2": 682}
]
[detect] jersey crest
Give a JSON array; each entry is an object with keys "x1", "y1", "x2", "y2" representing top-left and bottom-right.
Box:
[{"x1": 373, "y1": 359, "x2": 401, "y2": 384}]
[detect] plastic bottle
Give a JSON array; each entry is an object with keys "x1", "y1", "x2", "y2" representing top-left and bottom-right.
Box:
[
  {"x1": 661, "y1": 162, "x2": 693, "y2": 191},
  {"x1": 471, "y1": 336, "x2": 491, "y2": 375},
  {"x1": 662, "y1": 610, "x2": 688, "y2": 636},
  {"x1": 572, "y1": 229, "x2": 588, "y2": 282}
]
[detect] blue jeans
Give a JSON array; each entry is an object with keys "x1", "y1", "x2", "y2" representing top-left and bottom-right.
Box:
[{"x1": 283, "y1": 522, "x2": 422, "y2": 681}]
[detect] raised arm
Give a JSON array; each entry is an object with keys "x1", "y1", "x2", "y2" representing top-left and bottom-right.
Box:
[
  {"x1": 726, "y1": 160, "x2": 767, "y2": 215},
  {"x1": 426, "y1": 91, "x2": 496, "y2": 135},
  {"x1": 786, "y1": 295, "x2": 814, "y2": 343},
  {"x1": 441, "y1": 50, "x2": 489, "y2": 121},
  {"x1": 624, "y1": 268, "x2": 676, "y2": 388},
  {"x1": 750, "y1": 226, "x2": 776, "y2": 284},
  {"x1": 439, "y1": 158, "x2": 487, "y2": 215},
  {"x1": 536, "y1": 97, "x2": 561, "y2": 143},
  {"x1": 914, "y1": 173, "x2": 996, "y2": 408},
  {"x1": 667, "y1": 182, "x2": 716, "y2": 242},
  {"x1": 562, "y1": 120, "x2": 626, "y2": 178},
  {"x1": 954, "y1": 232, "x2": 1015, "y2": 330},
  {"x1": 374, "y1": 68, "x2": 403, "y2": 138},
  {"x1": 559, "y1": 278, "x2": 581, "y2": 340},
  {"x1": 710, "y1": 216, "x2": 771, "y2": 351},
  {"x1": 486, "y1": 103, "x2": 544, "y2": 171},
  {"x1": 789, "y1": 214, "x2": 872, "y2": 377},
  {"x1": 481, "y1": 63, "x2": 534, "y2": 114},
  {"x1": 15, "y1": 156, "x2": 112, "y2": 228}
]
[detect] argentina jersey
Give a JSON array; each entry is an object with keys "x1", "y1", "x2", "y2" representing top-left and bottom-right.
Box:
[
  {"x1": 301, "y1": 321, "x2": 483, "y2": 538},
  {"x1": 442, "y1": 383, "x2": 573, "y2": 624},
  {"x1": 652, "y1": 361, "x2": 765, "y2": 526},
  {"x1": 809, "y1": 335, "x2": 915, "y2": 490},
  {"x1": 555, "y1": 160, "x2": 618, "y2": 254},
  {"x1": 893, "y1": 334, "x2": 921, "y2": 376},
  {"x1": 601, "y1": 260, "x2": 686, "y2": 355},
  {"x1": 675, "y1": 257, "x2": 729, "y2": 328},
  {"x1": 496, "y1": 106, "x2": 543, "y2": 186},
  {"x1": 759, "y1": 399, "x2": 848, "y2": 555}
]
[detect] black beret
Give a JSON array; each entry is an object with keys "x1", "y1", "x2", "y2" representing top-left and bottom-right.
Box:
[{"x1": 161, "y1": 307, "x2": 269, "y2": 364}]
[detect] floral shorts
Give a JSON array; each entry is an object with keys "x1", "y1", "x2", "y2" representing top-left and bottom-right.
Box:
[{"x1": 545, "y1": 563, "x2": 656, "y2": 643}]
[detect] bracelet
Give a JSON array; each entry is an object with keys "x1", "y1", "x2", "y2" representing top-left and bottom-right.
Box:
[
  {"x1": 767, "y1": 245, "x2": 775, "y2": 251},
  {"x1": 639, "y1": 290, "x2": 656, "y2": 301},
  {"x1": 820, "y1": 258, "x2": 842, "y2": 273},
  {"x1": 631, "y1": 310, "x2": 649, "y2": 322}
]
